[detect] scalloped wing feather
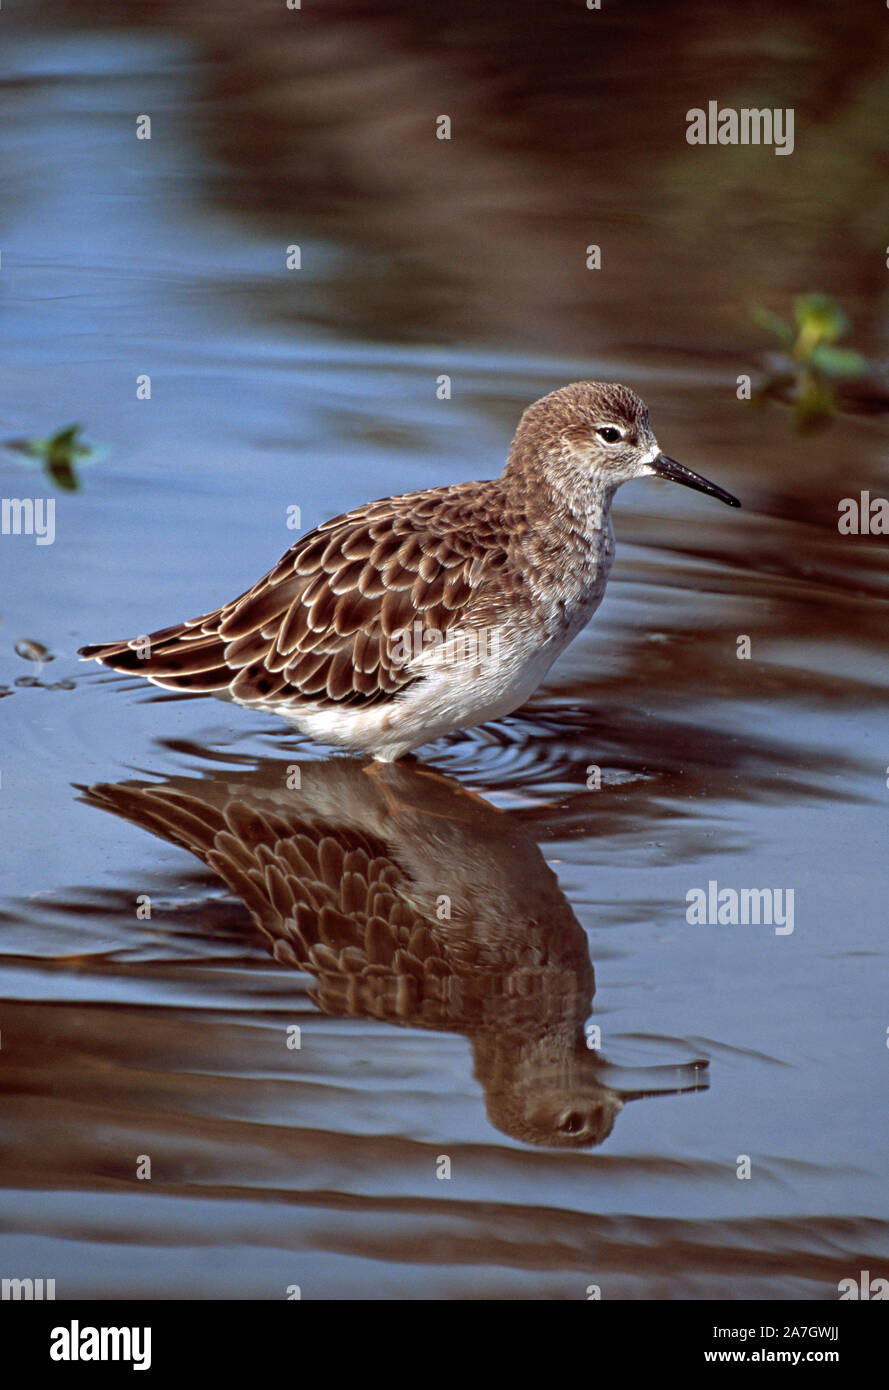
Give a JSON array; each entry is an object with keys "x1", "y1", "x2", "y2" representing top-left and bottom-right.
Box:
[{"x1": 79, "y1": 480, "x2": 513, "y2": 707}]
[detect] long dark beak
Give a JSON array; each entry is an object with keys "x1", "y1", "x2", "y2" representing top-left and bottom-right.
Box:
[{"x1": 652, "y1": 454, "x2": 741, "y2": 508}]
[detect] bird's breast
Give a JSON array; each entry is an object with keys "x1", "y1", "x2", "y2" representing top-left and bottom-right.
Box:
[{"x1": 530, "y1": 517, "x2": 614, "y2": 643}]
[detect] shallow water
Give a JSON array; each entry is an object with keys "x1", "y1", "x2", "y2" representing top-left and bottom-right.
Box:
[{"x1": 1, "y1": 2, "x2": 888, "y2": 1299}]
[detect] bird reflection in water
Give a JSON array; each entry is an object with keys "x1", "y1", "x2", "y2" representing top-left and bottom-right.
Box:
[{"x1": 82, "y1": 757, "x2": 707, "y2": 1148}]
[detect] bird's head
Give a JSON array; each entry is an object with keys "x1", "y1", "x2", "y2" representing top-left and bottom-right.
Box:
[{"x1": 508, "y1": 380, "x2": 741, "y2": 508}]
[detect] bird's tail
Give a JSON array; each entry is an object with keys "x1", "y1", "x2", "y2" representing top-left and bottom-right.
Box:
[{"x1": 78, "y1": 616, "x2": 233, "y2": 692}]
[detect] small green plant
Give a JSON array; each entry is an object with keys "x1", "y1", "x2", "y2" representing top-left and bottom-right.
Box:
[
  {"x1": 754, "y1": 294, "x2": 868, "y2": 375},
  {"x1": 4, "y1": 423, "x2": 99, "y2": 491},
  {"x1": 753, "y1": 294, "x2": 870, "y2": 430}
]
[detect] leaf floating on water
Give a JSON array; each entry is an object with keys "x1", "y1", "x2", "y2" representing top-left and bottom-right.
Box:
[
  {"x1": 14, "y1": 639, "x2": 54, "y2": 663},
  {"x1": 3, "y1": 423, "x2": 103, "y2": 492}
]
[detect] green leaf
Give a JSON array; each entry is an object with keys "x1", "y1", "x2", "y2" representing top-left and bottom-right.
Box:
[
  {"x1": 4, "y1": 422, "x2": 102, "y2": 490},
  {"x1": 5, "y1": 439, "x2": 43, "y2": 461},
  {"x1": 47, "y1": 458, "x2": 80, "y2": 491},
  {"x1": 752, "y1": 306, "x2": 793, "y2": 346},
  {"x1": 793, "y1": 293, "x2": 848, "y2": 344},
  {"x1": 45, "y1": 424, "x2": 92, "y2": 462},
  {"x1": 809, "y1": 344, "x2": 869, "y2": 378}
]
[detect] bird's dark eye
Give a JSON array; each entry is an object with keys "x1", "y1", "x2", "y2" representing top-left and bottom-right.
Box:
[
  {"x1": 559, "y1": 1111, "x2": 585, "y2": 1134},
  {"x1": 596, "y1": 426, "x2": 622, "y2": 444}
]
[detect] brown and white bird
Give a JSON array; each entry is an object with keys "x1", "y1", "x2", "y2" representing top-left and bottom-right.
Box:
[{"x1": 80, "y1": 381, "x2": 740, "y2": 760}]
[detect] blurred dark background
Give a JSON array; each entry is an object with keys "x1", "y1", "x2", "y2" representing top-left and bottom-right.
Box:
[{"x1": 50, "y1": 0, "x2": 889, "y2": 357}]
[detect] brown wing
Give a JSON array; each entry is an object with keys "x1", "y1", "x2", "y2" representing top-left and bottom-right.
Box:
[{"x1": 79, "y1": 480, "x2": 510, "y2": 706}]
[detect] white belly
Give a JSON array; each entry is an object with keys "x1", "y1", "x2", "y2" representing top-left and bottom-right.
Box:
[
  {"x1": 262, "y1": 590, "x2": 604, "y2": 761},
  {"x1": 255, "y1": 525, "x2": 614, "y2": 760}
]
